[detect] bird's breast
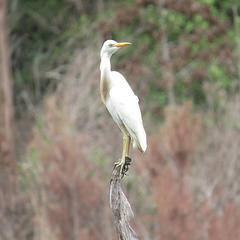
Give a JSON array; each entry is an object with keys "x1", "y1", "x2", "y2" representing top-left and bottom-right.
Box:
[{"x1": 100, "y1": 76, "x2": 110, "y2": 104}]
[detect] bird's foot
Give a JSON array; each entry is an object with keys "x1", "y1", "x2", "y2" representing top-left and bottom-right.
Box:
[
  {"x1": 114, "y1": 156, "x2": 132, "y2": 178},
  {"x1": 123, "y1": 156, "x2": 131, "y2": 173}
]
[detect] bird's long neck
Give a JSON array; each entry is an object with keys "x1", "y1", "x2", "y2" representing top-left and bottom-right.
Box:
[
  {"x1": 100, "y1": 54, "x2": 111, "y2": 77},
  {"x1": 100, "y1": 54, "x2": 112, "y2": 104}
]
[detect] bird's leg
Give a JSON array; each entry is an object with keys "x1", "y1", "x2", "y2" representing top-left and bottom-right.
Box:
[
  {"x1": 126, "y1": 136, "x2": 131, "y2": 157},
  {"x1": 114, "y1": 130, "x2": 129, "y2": 177},
  {"x1": 120, "y1": 133, "x2": 128, "y2": 175},
  {"x1": 123, "y1": 136, "x2": 132, "y2": 173}
]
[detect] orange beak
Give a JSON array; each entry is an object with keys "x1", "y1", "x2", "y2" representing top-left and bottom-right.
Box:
[{"x1": 114, "y1": 42, "x2": 132, "y2": 47}]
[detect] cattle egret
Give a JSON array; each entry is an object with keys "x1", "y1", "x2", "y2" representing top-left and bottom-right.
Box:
[{"x1": 100, "y1": 40, "x2": 147, "y2": 176}]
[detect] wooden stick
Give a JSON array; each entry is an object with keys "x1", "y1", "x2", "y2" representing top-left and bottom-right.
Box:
[{"x1": 110, "y1": 163, "x2": 139, "y2": 240}]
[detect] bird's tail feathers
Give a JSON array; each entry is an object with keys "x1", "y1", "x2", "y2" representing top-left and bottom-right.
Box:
[{"x1": 133, "y1": 134, "x2": 147, "y2": 153}]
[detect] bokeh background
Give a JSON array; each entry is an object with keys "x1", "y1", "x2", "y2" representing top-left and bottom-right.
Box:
[{"x1": 1, "y1": 0, "x2": 240, "y2": 239}]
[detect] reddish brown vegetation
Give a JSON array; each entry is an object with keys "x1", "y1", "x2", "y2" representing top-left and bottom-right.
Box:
[
  {"x1": 22, "y1": 96, "x2": 240, "y2": 240},
  {"x1": 27, "y1": 97, "x2": 113, "y2": 240},
  {"x1": 209, "y1": 203, "x2": 240, "y2": 240},
  {"x1": 161, "y1": 103, "x2": 201, "y2": 172},
  {"x1": 6, "y1": 0, "x2": 240, "y2": 239},
  {"x1": 136, "y1": 103, "x2": 240, "y2": 240},
  {"x1": 25, "y1": 94, "x2": 240, "y2": 240}
]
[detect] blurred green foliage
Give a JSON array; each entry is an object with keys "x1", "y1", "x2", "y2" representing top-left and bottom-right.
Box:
[{"x1": 9, "y1": 0, "x2": 240, "y2": 116}]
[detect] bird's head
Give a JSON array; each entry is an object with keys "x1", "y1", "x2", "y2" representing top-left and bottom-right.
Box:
[{"x1": 100, "y1": 40, "x2": 131, "y2": 59}]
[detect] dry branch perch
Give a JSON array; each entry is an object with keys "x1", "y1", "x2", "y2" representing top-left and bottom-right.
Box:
[{"x1": 110, "y1": 161, "x2": 139, "y2": 240}]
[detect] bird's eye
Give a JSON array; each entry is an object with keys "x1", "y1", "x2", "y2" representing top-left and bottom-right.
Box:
[{"x1": 109, "y1": 44, "x2": 114, "y2": 47}]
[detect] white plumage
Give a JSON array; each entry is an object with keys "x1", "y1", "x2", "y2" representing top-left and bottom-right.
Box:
[{"x1": 100, "y1": 40, "x2": 147, "y2": 174}]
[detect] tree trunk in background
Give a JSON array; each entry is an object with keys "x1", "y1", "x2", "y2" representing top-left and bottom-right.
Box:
[
  {"x1": 233, "y1": 1, "x2": 240, "y2": 82},
  {"x1": 0, "y1": 0, "x2": 16, "y2": 201},
  {"x1": 159, "y1": 0, "x2": 176, "y2": 107}
]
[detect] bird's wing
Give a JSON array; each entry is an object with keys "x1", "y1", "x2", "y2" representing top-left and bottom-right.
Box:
[{"x1": 107, "y1": 72, "x2": 146, "y2": 151}]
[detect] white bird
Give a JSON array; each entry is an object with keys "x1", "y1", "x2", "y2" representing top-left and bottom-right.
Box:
[{"x1": 100, "y1": 40, "x2": 147, "y2": 176}]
